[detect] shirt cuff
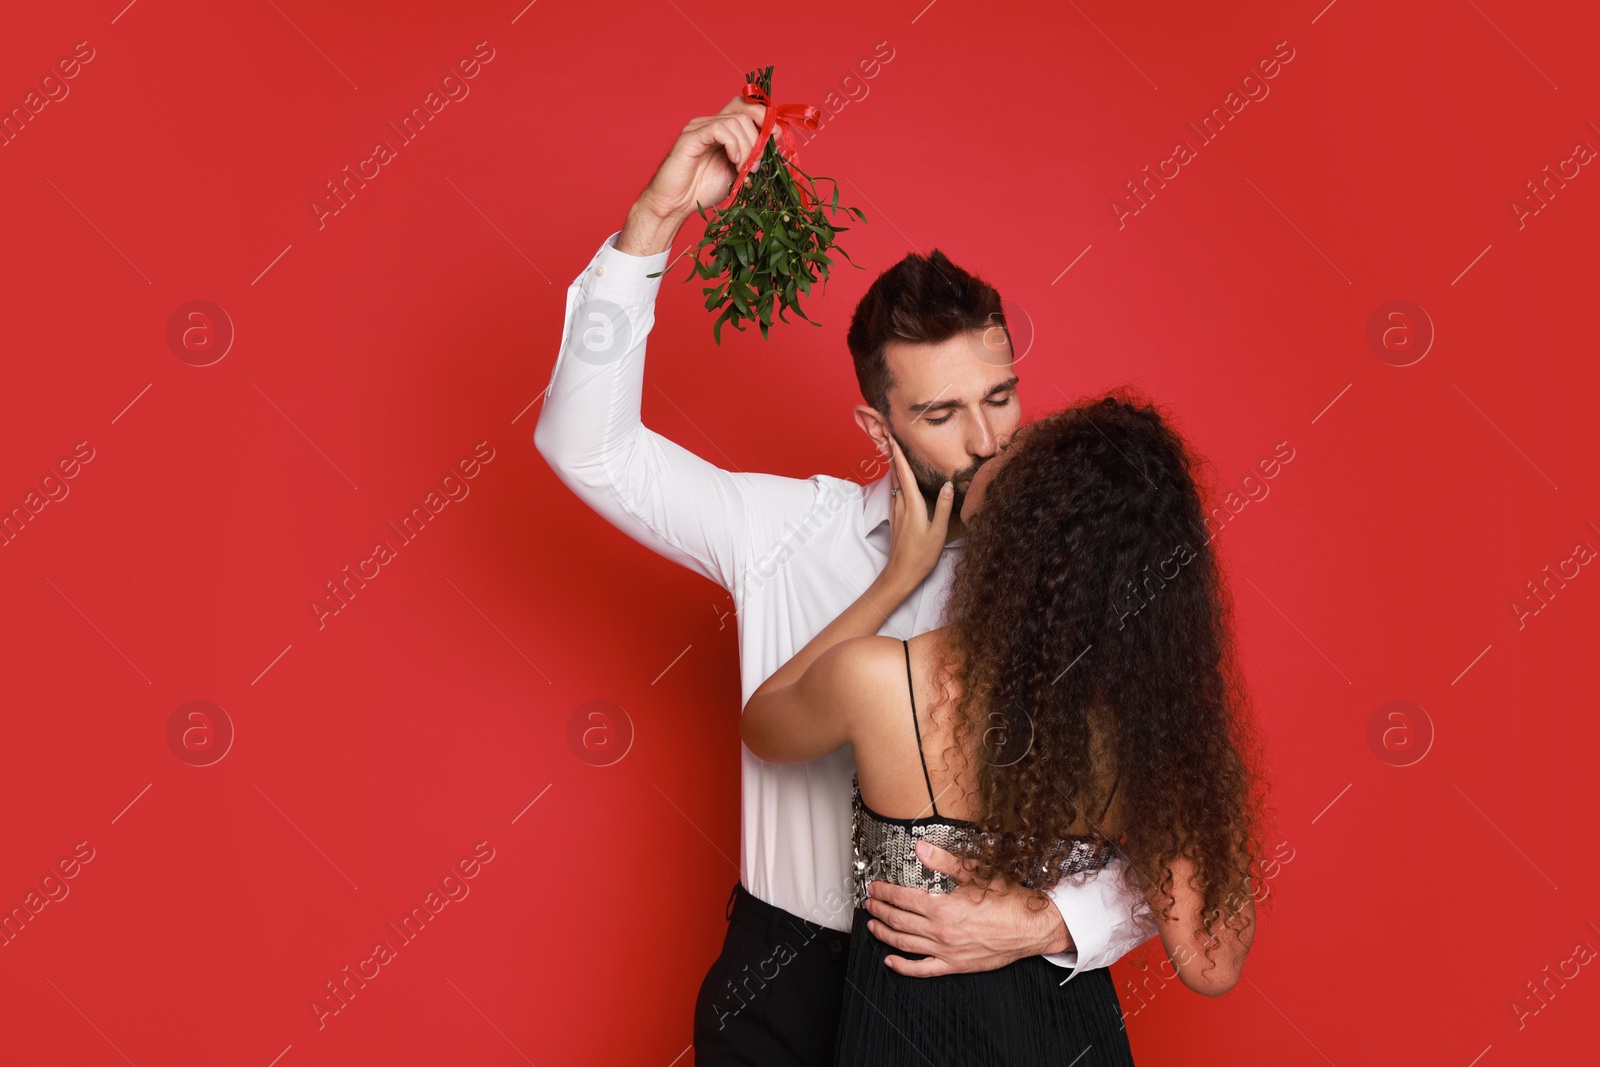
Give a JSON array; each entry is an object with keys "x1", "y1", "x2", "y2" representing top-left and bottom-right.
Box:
[
  {"x1": 1038, "y1": 863, "x2": 1158, "y2": 983},
  {"x1": 579, "y1": 229, "x2": 671, "y2": 308}
]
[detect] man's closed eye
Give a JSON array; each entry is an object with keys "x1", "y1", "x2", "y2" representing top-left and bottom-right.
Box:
[{"x1": 927, "y1": 395, "x2": 1013, "y2": 426}]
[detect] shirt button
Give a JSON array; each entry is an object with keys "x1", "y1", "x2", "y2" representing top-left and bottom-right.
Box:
[{"x1": 594, "y1": 264, "x2": 606, "y2": 276}]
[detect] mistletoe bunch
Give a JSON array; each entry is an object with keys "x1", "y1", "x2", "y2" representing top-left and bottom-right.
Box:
[{"x1": 653, "y1": 66, "x2": 867, "y2": 344}]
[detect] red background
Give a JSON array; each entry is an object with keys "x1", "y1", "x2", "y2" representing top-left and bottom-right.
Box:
[{"x1": 1, "y1": 1, "x2": 1595, "y2": 1064}]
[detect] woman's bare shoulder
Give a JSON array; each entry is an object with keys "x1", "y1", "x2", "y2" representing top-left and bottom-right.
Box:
[
  {"x1": 814, "y1": 635, "x2": 914, "y2": 723},
  {"x1": 825, "y1": 634, "x2": 908, "y2": 681}
]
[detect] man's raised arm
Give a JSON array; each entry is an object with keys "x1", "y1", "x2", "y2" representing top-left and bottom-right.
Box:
[{"x1": 534, "y1": 94, "x2": 811, "y2": 592}]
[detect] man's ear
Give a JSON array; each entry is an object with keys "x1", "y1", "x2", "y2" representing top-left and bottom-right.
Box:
[{"x1": 853, "y1": 404, "x2": 891, "y2": 459}]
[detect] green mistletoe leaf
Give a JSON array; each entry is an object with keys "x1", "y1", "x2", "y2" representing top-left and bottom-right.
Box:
[{"x1": 675, "y1": 64, "x2": 866, "y2": 345}]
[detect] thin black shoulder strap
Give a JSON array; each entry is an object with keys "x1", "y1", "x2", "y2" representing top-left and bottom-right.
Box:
[
  {"x1": 904, "y1": 638, "x2": 940, "y2": 818},
  {"x1": 1096, "y1": 776, "x2": 1119, "y2": 822}
]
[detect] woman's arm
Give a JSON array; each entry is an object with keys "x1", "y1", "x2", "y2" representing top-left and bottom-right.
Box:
[
  {"x1": 1146, "y1": 855, "x2": 1256, "y2": 996},
  {"x1": 739, "y1": 571, "x2": 913, "y2": 763},
  {"x1": 739, "y1": 440, "x2": 953, "y2": 763}
]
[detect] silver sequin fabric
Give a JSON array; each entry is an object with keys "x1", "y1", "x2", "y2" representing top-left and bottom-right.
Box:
[{"x1": 850, "y1": 775, "x2": 1116, "y2": 909}]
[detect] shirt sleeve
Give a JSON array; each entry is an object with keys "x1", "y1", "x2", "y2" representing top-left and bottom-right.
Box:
[
  {"x1": 533, "y1": 231, "x2": 813, "y2": 597},
  {"x1": 1038, "y1": 857, "x2": 1159, "y2": 981}
]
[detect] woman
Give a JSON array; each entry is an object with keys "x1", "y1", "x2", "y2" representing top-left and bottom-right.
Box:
[{"x1": 740, "y1": 392, "x2": 1267, "y2": 1065}]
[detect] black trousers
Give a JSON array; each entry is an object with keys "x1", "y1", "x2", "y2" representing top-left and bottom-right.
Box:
[{"x1": 693, "y1": 882, "x2": 852, "y2": 1066}]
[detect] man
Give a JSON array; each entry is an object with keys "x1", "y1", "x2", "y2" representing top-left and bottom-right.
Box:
[{"x1": 534, "y1": 93, "x2": 1155, "y2": 1066}]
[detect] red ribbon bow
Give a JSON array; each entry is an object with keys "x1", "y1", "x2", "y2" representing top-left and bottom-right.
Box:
[{"x1": 711, "y1": 82, "x2": 823, "y2": 213}]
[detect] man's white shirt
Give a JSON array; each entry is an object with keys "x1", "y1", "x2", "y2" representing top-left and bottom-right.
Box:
[{"x1": 534, "y1": 231, "x2": 1156, "y2": 977}]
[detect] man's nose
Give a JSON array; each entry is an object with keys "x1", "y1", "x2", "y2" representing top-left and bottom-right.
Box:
[{"x1": 966, "y1": 407, "x2": 999, "y2": 459}]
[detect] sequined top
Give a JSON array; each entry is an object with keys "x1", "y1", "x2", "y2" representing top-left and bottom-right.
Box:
[
  {"x1": 849, "y1": 775, "x2": 1118, "y2": 908},
  {"x1": 849, "y1": 638, "x2": 1119, "y2": 911},
  {"x1": 849, "y1": 774, "x2": 981, "y2": 909}
]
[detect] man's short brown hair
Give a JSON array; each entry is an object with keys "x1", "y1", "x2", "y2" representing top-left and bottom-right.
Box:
[{"x1": 846, "y1": 249, "x2": 1006, "y2": 416}]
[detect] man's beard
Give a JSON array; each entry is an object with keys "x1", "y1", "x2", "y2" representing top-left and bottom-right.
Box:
[{"x1": 889, "y1": 429, "x2": 984, "y2": 520}]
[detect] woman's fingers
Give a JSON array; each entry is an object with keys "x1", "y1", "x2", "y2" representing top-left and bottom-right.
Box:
[
  {"x1": 931, "y1": 476, "x2": 953, "y2": 534},
  {"x1": 887, "y1": 438, "x2": 925, "y2": 521},
  {"x1": 886, "y1": 439, "x2": 903, "y2": 533}
]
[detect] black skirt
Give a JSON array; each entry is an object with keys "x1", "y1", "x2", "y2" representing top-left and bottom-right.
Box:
[{"x1": 833, "y1": 905, "x2": 1137, "y2": 1066}]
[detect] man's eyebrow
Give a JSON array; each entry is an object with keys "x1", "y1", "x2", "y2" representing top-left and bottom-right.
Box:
[{"x1": 907, "y1": 376, "x2": 1020, "y2": 415}]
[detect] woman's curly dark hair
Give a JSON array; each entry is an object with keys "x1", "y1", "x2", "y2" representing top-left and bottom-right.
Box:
[{"x1": 929, "y1": 388, "x2": 1270, "y2": 969}]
